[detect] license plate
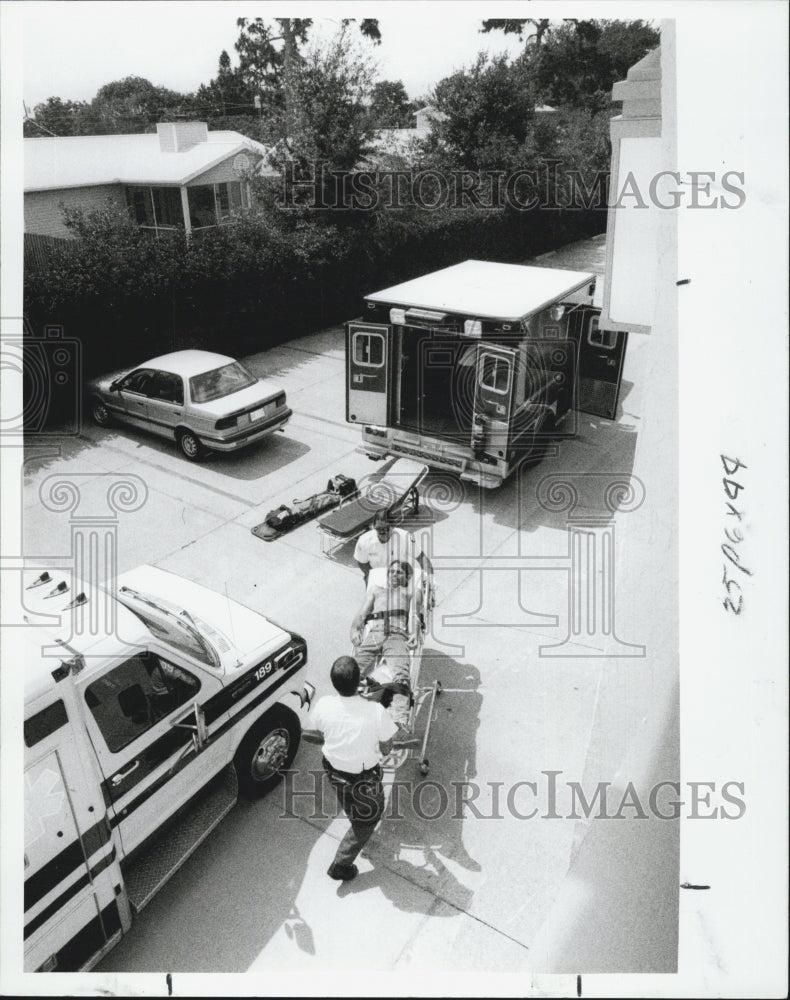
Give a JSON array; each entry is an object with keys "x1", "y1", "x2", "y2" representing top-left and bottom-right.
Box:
[{"x1": 250, "y1": 406, "x2": 266, "y2": 422}]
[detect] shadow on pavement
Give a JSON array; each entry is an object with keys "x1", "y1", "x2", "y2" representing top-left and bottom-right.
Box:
[
  {"x1": 95, "y1": 772, "x2": 335, "y2": 973},
  {"x1": 346, "y1": 650, "x2": 482, "y2": 914}
]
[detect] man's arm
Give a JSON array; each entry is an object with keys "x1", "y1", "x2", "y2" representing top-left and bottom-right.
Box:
[
  {"x1": 302, "y1": 701, "x2": 325, "y2": 744},
  {"x1": 351, "y1": 590, "x2": 375, "y2": 645},
  {"x1": 353, "y1": 534, "x2": 371, "y2": 582}
]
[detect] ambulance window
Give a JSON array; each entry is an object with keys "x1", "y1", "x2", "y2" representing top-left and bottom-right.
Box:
[
  {"x1": 480, "y1": 354, "x2": 511, "y2": 394},
  {"x1": 353, "y1": 332, "x2": 384, "y2": 368},
  {"x1": 85, "y1": 653, "x2": 200, "y2": 753},
  {"x1": 588, "y1": 317, "x2": 618, "y2": 349},
  {"x1": 24, "y1": 700, "x2": 68, "y2": 747}
]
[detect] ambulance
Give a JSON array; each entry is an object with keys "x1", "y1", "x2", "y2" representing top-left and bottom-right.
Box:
[
  {"x1": 22, "y1": 564, "x2": 311, "y2": 972},
  {"x1": 346, "y1": 260, "x2": 628, "y2": 488}
]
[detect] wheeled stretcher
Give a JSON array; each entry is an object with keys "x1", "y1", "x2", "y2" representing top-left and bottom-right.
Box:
[
  {"x1": 317, "y1": 458, "x2": 428, "y2": 555},
  {"x1": 356, "y1": 562, "x2": 439, "y2": 774}
]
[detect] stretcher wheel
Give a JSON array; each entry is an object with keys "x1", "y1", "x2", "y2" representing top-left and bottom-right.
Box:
[{"x1": 419, "y1": 759, "x2": 429, "y2": 776}]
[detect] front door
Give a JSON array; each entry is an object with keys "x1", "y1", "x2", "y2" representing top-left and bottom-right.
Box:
[
  {"x1": 572, "y1": 311, "x2": 628, "y2": 420},
  {"x1": 78, "y1": 647, "x2": 230, "y2": 858},
  {"x1": 471, "y1": 344, "x2": 517, "y2": 456},
  {"x1": 347, "y1": 322, "x2": 390, "y2": 426},
  {"x1": 145, "y1": 370, "x2": 185, "y2": 439},
  {"x1": 112, "y1": 368, "x2": 156, "y2": 427}
]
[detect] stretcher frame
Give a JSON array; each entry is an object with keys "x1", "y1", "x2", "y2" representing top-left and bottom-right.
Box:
[
  {"x1": 358, "y1": 561, "x2": 439, "y2": 774},
  {"x1": 317, "y1": 458, "x2": 428, "y2": 556}
]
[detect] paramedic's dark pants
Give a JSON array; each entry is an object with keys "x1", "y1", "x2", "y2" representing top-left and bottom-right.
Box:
[{"x1": 323, "y1": 758, "x2": 384, "y2": 868}]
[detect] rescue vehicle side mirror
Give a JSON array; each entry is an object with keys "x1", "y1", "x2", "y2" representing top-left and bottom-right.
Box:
[{"x1": 170, "y1": 701, "x2": 208, "y2": 751}]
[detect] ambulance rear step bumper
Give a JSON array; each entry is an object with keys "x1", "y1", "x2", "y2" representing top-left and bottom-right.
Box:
[{"x1": 123, "y1": 765, "x2": 238, "y2": 914}]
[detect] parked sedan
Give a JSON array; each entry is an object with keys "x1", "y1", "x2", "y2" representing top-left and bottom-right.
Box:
[{"x1": 88, "y1": 350, "x2": 292, "y2": 460}]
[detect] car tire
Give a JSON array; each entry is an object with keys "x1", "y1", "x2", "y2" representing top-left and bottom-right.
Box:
[
  {"x1": 177, "y1": 429, "x2": 204, "y2": 461},
  {"x1": 234, "y1": 706, "x2": 301, "y2": 799},
  {"x1": 91, "y1": 398, "x2": 112, "y2": 427}
]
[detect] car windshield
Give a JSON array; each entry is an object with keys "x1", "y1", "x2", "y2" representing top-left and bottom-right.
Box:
[{"x1": 189, "y1": 362, "x2": 257, "y2": 403}]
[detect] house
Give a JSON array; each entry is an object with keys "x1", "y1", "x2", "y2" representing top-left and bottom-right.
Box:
[
  {"x1": 24, "y1": 122, "x2": 275, "y2": 239},
  {"x1": 371, "y1": 102, "x2": 554, "y2": 165}
]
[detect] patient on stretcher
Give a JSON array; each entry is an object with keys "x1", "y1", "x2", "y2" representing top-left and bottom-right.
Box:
[{"x1": 350, "y1": 560, "x2": 420, "y2": 747}]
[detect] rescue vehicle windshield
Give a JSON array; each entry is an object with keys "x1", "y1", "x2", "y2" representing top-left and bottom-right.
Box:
[{"x1": 116, "y1": 586, "x2": 220, "y2": 669}]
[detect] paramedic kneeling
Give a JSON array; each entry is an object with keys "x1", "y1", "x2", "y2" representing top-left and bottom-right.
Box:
[
  {"x1": 351, "y1": 560, "x2": 418, "y2": 741},
  {"x1": 306, "y1": 656, "x2": 397, "y2": 882}
]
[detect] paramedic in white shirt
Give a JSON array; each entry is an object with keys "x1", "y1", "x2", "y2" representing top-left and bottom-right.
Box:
[
  {"x1": 304, "y1": 656, "x2": 397, "y2": 881},
  {"x1": 353, "y1": 510, "x2": 425, "y2": 586}
]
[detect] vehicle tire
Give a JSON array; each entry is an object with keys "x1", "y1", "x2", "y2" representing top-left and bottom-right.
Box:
[
  {"x1": 234, "y1": 706, "x2": 301, "y2": 799},
  {"x1": 91, "y1": 398, "x2": 112, "y2": 427},
  {"x1": 177, "y1": 429, "x2": 204, "y2": 461}
]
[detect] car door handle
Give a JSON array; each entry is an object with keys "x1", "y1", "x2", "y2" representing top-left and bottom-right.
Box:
[{"x1": 111, "y1": 760, "x2": 140, "y2": 786}]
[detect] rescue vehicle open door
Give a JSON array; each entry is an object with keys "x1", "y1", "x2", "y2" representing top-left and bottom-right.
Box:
[
  {"x1": 347, "y1": 322, "x2": 391, "y2": 426},
  {"x1": 572, "y1": 310, "x2": 628, "y2": 420},
  {"x1": 471, "y1": 344, "x2": 517, "y2": 457}
]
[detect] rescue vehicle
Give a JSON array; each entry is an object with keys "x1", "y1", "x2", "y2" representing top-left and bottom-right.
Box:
[
  {"x1": 23, "y1": 564, "x2": 312, "y2": 972},
  {"x1": 346, "y1": 260, "x2": 628, "y2": 488}
]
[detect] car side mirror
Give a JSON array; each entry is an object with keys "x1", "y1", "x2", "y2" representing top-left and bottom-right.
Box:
[{"x1": 109, "y1": 379, "x2": 121, "y2": 392}]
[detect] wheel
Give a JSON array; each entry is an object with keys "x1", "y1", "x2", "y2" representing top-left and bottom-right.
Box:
[
  {"x1": 436, "y1": 681, "x2": 442, "y2": 695},
  {"x1": 177, "y1": 429, "x2": 204, "y2": 461},
  {"x1": 91, "y1": 398, "x2": 112, "y2": 427},
  {"x1": 419, "y1": 760, "x2": 429, "y2": 776},
  {"x1": 234, "y1": 706, "x2": 301, "y2": 798}
]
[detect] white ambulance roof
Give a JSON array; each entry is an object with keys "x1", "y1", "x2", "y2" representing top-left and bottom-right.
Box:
[
  {"x1": 22, "y1": 570, "x2": 151, "y2": 704},
  {"x1": 366, "y1": 260, "x2": 595, "y2": 322}
]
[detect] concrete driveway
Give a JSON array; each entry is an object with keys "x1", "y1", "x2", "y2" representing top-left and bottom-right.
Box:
[{"x1": 21, "y1": 304, "x2": 677, "y2": 983}]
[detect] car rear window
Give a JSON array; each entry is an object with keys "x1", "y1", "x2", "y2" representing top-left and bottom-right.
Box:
[{"x1": 189, "y1": 362, "x2": 257, "y2": 403}]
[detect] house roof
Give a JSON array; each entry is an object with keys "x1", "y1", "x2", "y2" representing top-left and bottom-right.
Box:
[
  {"x1": 366, "y1": 260, "x2": 595, "y2": 322},
  {"x1": 24, "y1": 130, "x2": 274, "y2": 192}
]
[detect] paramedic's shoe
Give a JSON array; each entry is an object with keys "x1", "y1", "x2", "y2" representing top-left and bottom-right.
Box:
[
  {"x1": 392, "y1": 727, "x2": 420, "y2": 749},
  {"x1": 327, "y1": 862, "x2": 358, "y2": 881}
]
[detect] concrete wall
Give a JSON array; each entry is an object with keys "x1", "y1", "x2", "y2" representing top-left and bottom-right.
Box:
[{"x1": 24, "y1": 184, "x2": 125, "y2": 239}]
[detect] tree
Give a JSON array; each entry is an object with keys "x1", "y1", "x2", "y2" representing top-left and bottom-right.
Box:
[
  {"x1": 275, "y1": 25, "x2": 378, "y2": 173},
  {"x1": 370, "y1": 80, "x2": 413, "y2": 127},
  {"x1": 231, "y1": 17, "x2": 380, "y2": 137},
  {"x1": 194, "y1": 50, "x2": 257, "y2": 118},
  {"x1": 25, "y1": 96, "x2": 94, "y2": 137},
  {"x1": 481, "y1": 18, "x2": 552, "y2": 46},
  {"x1": 423, "y1": 54, "x2": 535, "y2": 170},
  {"x1": 530, "y1": 20, "x2": 659, "y2": 109},
  {"x1": 92, "y1": 76, "x2": 186, "y2": 131}
]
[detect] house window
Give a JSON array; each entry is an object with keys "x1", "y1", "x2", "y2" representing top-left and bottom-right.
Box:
[
  {"x1": 126, "y1": 186, "x2": 182, "y2": 233},
  {"x1": 127, "y1": 186, "x2": 155, "y2": 227},
  {"x1": 214, "y1": 181, "x2": 249, "y2": 221},
  {"x1": 152, "y1": 188, "x2": 182, "y2": 228},
  {"x1": 188, "y1": 186, "x2": 217, "y2": 230}
]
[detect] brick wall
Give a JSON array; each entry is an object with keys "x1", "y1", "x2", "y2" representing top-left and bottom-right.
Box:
[{"x1": 24, "y1": 185, "x2": 126, "y2": 238}]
